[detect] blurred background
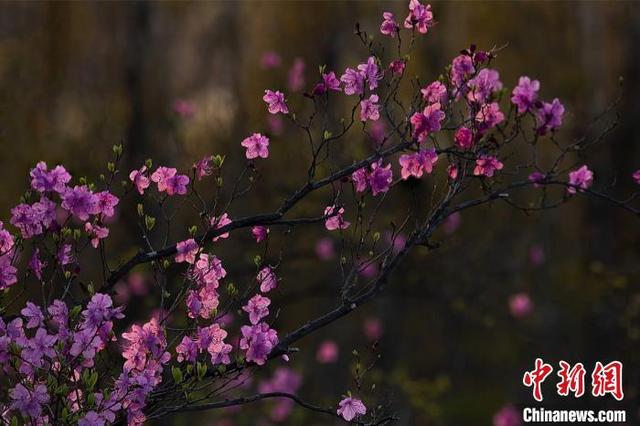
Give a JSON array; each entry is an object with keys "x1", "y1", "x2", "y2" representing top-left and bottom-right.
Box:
[{"x1": 0, "y1": 1, "x2": 639, "y2": 425}]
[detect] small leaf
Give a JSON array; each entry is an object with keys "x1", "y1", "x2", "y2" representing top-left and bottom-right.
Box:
[{"x1": 172, "y1": 366, "x2": 183, "y2": 384}]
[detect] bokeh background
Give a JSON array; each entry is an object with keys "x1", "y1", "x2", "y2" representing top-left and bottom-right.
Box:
[{"x1": 0, "y1": 1, "x2": 639, "y2": 425}]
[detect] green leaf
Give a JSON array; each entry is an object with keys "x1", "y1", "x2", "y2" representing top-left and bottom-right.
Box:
[{"x1": 172, "y1": 366, "x2": 183, "y2": 384}]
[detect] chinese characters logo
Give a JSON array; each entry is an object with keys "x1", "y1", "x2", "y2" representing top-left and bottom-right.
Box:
[{"x1": 523, "y1": 358, "x2": 623, "y2": 402}]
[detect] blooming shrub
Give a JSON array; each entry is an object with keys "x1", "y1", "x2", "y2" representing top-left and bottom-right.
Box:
[{"x1": 0, "y1": 1, "x2": 636, "y2": 425}]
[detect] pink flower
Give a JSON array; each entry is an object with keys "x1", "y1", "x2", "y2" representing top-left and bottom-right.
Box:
[
  {"x1": 257, "y1": 266, "x2": 277, "y2": 293},
  {"x1": 447, "y1": 164, "x2": 458, "y2": 180},
  {"x1": 29, "y1": 249, "x2": 46, "y2": 281},
  {"x1": 399, "y1": 149, "x2": 438, "y2": 180},
  {"x1": 352, "y1": 167, "x2": 369, "y2": 193},
  {"x1": 252, "y1": 226, "x2": 269, "y2": 243},
  {"x1": 85, "y1": 222, "x2": 109, "y2": 248},
  {"x1": 96, "y1": 191, "x2": 119, "y2": 218},
  {"x1": 129, "y1": 166, "x2": 150, "y2": 195},
  {"x1": 473, "y1": 155, "x2": 504, "y2": 177},
  {"x1": 403, "y1": 0, "x2": 434, "y2": 34},
  {"x1": 509, "y1": 293, "x2": 533, "y2": 319},
  {"x1": 443, "y1": 211, "x2": 461, "y2": 234},
  {"x1": 10, "y1": 383, "x2": 49, "y2": 419},
  {"x1": 0, "y1": 223, "x2": 14, "y2": 255},
  {"x1": 536, "y1": 98, "x2": 565, "y2": 134},
  {"x1": 389, "y1": 59, "x2": 406, "y2": 76},
  {"x1": 337, "y1": 397, "x2": 367, "y2": 422},
  {"x1": 633, "y1": 169, "x2": 640, "y2": 185},
  {"x1": 454, "y1": 126, "x2": 474, "y2": 150},
  {"x1": 493, "y1": 405, "x2": 522, "y2": 426},
  {"x1": 173, "y1": 100, "x2": 196, "y2": 118},
  {"x1": 263, "y1": 90, "x2": 289, "y2": 115},
  {"x1": 176, "y1": 336, "x2": 198, "y2": 363},
  {"x1": 211, "y1": 213, "x2": 232, "y2": 241},
  {"x1": 58, "y1": 244, "x2": 74, "y2": 266},
  {"x1": 357, "y1": 57, "x2": 383, "y2": 91},
  {"x1": 151, "y1": 167, "x2": 189, "y2": 195},
  {"x1": 30, "y1": 161, "x2": 71, "y2": 194},
  {"x1": 313, "y1": 71, "x2": 342, "y2": 95},
  {"x1": 360, "y1": 94, "x2": 380, "y2": 122},
  {"x1": 363, "y1": 317, "x2": 383, "y2": 341},
  {"x1": 316, "y1": 340, "x2": 339, "y2": 364},
  {"x1": 475, "y1": 102, "x2": 505, "y2": 132},
  {"x1": 61, "y1": 186, "x2": 100, "y2": 221},
  {"x1": 243, "y1": 294, "x2": 271, "y2": 324},
  {"x1": 357, "y1": 258, "x2": 378, "y2": 278},
  {"x1": 240, "y1": 322, "x2": 278, "y2": 365},
  {"x1": 368, "y1": 160, "x2": 393, "y2": 195},
  {"x1": 467, "y1": 68, "x2": 502, "y2": 104},
  {"x1": 260, "y1": 51, "x2": 281, "y2": 69},
  {"x1": 241, "y1": 133, "x2": 270, "y2": 159},
  {"x1": 21, "y1": 302, "x2": 44, "y2": 329},
  {"x1": 567, "y1": 165, "x2": 593, "y2": 194},
  {"x1": 380, "y1": 12, "x2": 399, "y2": 36},
  {"x1": 410, "y1": 102, "x2": 445, "y2": 142},
  {"x1": 340, "y1": 68, "x2": 365, "y2": 96},
  {"x1": 193, "y1": 156, "x2": 214, "y2": 180},
  {"x1": 324, "y1": 205, "x2": 350, "y2": 231},
  {"x1": 315, "y1": 238, "x2": 335, "y2": 260},
  {"x1": 287, "y1": 57, "x2": 306, "y2": 92},
  {"x1": 450, "y1": 54, "x2": 475, "y2": 89},
  {"x1": 421, "y1": 81, "x2": 448, "y2": 105},
  {"x1": 528, "y1": 171, "x2": 546, "y2": 188},
  {"x1": 511, "y1": 76, "x2": 540, "y2": 114},
  {"x1": 175, "y1": 239, "x2": 199, "y2": 264}
]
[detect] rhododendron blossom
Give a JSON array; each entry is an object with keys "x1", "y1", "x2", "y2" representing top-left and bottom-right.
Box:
[
  {"x1": 360, "y1": 94, "x2": 380, "y2": 121},
  {"x1": 357, "y1": 56, "x2": 383, "y2": 91},
  {"x1": 30, "y1": 161, "x2": 71, "y2": 194},
  {"x1": 404, "y1": 0, "x2": 434, "y2": 34},
  {"x1": 421, "y1": 80, "x2": 448, "y2": 104},
  {"x1": 62, "y1": 185, "x2": 100, "y2": 221},
  {"x1": 411, "y1": 102, "x2": 445, "y2": 142},
  {"x1": 475, "y1": 102, "x2": 505, "y2": 132},
  {"x1": 450, "y1": 54, "x2": 475, "y2": 89},
  {"x1": 473, "y1": 155, "x2": 504, "y2": 178},
  {"x1": 252, "y1": 225, "x2": 269, "y2": 242},
  {"x1": 380, "y1": 11, "x2": 399, "y2": 36},
  {"x1": 337, "y1": 397, "x2": 367, "y2": 421},
  {"x1": 211, "y1": 212, "x2": 232, "y2": 241},
  {"x1": 567, "y1": 165, "x2": 594, "y2": 194},
  {"x1": 340, "y1": 67, "x2": 365, "y2": 96},
  {"x1": 399, "y1": 149, "x2": 438, "y2": 180},
  {"x1": 151, "y1": 167, "x2": 189, "y2": 195},
  {"x1": 263, "y1": 89, "x2": 289, "y2": 114},
  {"x1": 511, "y1": 76, "x2": 540, "y2": 114},
  {"x1": 536, "y1": 98, "x2": 565, "y2": 134},
  {"x1": 257, "y1": 266, "x2": 278, "y2": 293},
  {"x1": 241, "y1": 133, "x2": 270, "y2": 159},
  {"x1": 454, "y1": 126, "x2": 474, "y2": 150},
  {"x1": 324, "y1": 205, "x2": 350, "y2": 231},
  {"x1": 467, "y1": 68, "x2": 502, "y2": 104},
  {"x1": 313, "y1": 71, "x2": 341, "y2": 94},
  {"x1": 175, "y1": 238, "x2": 199, "y2": 264},
  {"x1": 243, "y1": 294, "x2": 271, "y2": 324},
  {"x1": 129, "y1": 165, "x2": 151, "y2": 195},
  {"x1": 240, "y1": 322, "x2": 278, "y2": 365},
  {"x1": 193, "y1": 156, "x2": 214, "y2": 180}
]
